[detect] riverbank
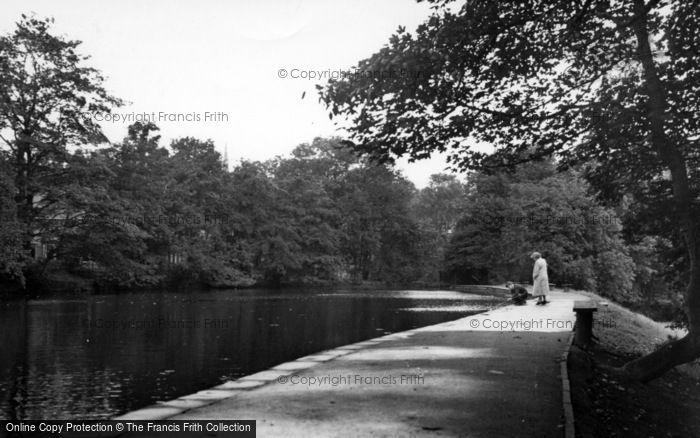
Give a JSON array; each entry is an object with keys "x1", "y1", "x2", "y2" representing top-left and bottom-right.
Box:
[
  {"x1": 567, "y1": 291, "x2": 700, "y2": 437},
  {"x1": 2, "y1": 272, "x2": 461, "y2": 298},
  {"x1": 115, "y1": 290, "x2": 587, "y2": 437}
]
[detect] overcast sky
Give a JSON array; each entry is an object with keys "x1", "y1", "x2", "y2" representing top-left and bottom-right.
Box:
[{"x1": 1, "y1": 0, "x2": 461, "y2": 187}]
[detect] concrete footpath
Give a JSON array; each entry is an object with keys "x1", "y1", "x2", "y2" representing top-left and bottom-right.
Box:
[{"x1": 118, "y1": 290, "x2": 588, "y2": 437}]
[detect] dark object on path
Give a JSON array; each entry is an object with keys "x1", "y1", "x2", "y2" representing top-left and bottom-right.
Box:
[
  {"x1": 573, "y1": 300, "x2": 598, "y2": 347},
  {"x1": 506, "y1": 282, "x2": 528, "y2": 305}
]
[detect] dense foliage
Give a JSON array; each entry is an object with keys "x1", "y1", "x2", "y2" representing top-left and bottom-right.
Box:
[
  {"x1": 0, "y1": 12, "x2": 681, "y2": 301},
  {"x1": 319, "y1": 0, "x2": 700, "y2": 380},
  {"x1": 0, "y1": 124, "x2": 465, "y2": 289},
  {"x1": 445, "y1": 160, "x2": 637, "y2": 299}
]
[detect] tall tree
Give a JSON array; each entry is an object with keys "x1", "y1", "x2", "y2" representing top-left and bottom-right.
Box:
[
  {"x1": 226, "y1": 160, "x2": 282, "y2": 284},
  {"x1": 320, "y1": 1, "x2": 700, "y2": 380},
  {"x1": 335, "y1": 163, "x2": 424, "y2": 282},
  {"x1": 266, "y1": 139, "x2": 347, "y2": 283},
  {"x1": 412, "y1": 174, "x2": 467, "y2": 282},
  {"x1": 0, "y1": 15, "x2": 121, "y2": 263},
  {"x1": 168, "y1": 136, "x2": 234, "y2": 285},
  {"x1": 58, "y1": 123, "x2": 170, "y2": 288}
]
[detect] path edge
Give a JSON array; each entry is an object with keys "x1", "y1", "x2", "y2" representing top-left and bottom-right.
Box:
[
  {"x1": 561, "y1": 330, "x2": 576, "y2": 438},
  {"x1": 110, "y1": 309, "x2": 487, "y2": 422}
]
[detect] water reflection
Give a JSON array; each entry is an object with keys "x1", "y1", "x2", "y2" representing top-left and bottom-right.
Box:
[{"x1": 0, "y1": 289, "x2": 498, "y2": 419}]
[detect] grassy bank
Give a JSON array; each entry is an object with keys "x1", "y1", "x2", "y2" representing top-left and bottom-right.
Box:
[
  {"x1": 577, "y1": 290, "x2": 699, "y2": 379},
  {"x1": 569, "y1": 290, "x2": 700, "y2": 437}
]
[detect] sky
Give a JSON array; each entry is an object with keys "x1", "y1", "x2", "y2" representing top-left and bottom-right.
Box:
[{"x1": 1, "y1": 0, "x2": 462, "y2": 187}]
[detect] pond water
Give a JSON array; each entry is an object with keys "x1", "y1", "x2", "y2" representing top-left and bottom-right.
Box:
[{"x1": 0, "y1": 288, "x2": 500, "y2": 420}]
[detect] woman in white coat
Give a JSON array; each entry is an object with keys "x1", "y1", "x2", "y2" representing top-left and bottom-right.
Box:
[{"x1": 531, "y1": 252, "x2": 549, "y2": 305}]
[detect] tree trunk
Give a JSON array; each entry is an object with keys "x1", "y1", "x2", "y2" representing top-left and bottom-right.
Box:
[
  {"x1": 15, "y1": 137, "x2": 35, "y2": 255},
  {"x1": 623, "y1": 268, "x2": 700, "y2": 382},
  {"x1": 620, "y1": 0, "x2": 700, "y2": 382}
]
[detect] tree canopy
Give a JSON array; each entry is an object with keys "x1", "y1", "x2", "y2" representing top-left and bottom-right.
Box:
[
  {"x1": 320, "y1": 0, "x2": 700, "y2": 381},
  {"x1": 0, "y1": 15, "x2": 122, "y2": 272}
]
